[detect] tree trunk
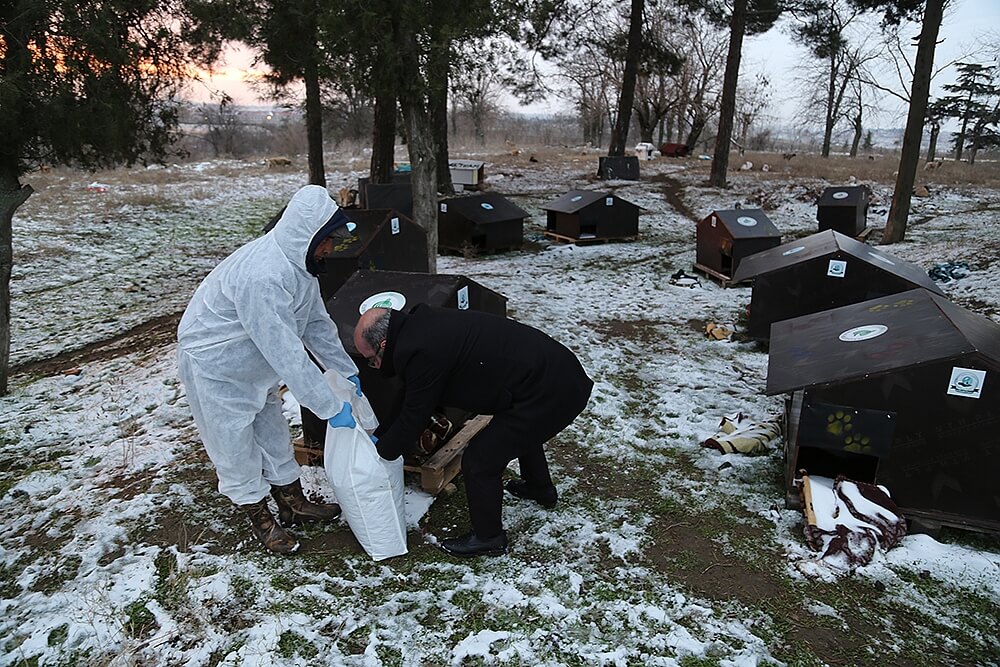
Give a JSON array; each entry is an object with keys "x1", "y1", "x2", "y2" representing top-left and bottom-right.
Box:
[
  {"x1": 685, "y1": 113, "x2": 707, "y2": 153},
  {"x1": 304, "y1": 60, "x2": 326, "y2": 187},
  {"x1": 0, "y1": 170, "x2": 34, "y2": 396},
  {"x1": 882, "y1": 0, "x2": 945, "y2": 245},
  {"x1": 404, "y1": 104, "x2": 439, "y2": 274},
  {"x1": 607, "y1": 0, "x2": 644, "y2": 157},
  {"x1": 709, "y1": 0, "x2": 747, "y2": 187},
  {"x1": 428, "y1": 41, "x2": 453, "y2": 195},
  {"x1": 927, "y1": 121, "x2": 940, "y2": 162},
  {"x1": 370, "y1": 92, "x2": 397, "y2": 183},
  {"x1": 849, "y1": 112, "x2": 862, "y2": 158}
]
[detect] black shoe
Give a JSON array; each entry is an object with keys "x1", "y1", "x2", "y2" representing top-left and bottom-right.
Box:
[
  {"x1": 505, "y1": 479, "x2": 558, "y2": 509},
  {"x1": 440, "y1": 531, "x2": 508, "y2": 558}
]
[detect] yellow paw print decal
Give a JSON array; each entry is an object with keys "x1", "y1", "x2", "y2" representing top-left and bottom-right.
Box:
[
  {"x1": 843, "y1": 434, "x2": 872, "y2": 454},
  {"x1": 826, "y1": 411, "x2": 853, "y2": 436}
]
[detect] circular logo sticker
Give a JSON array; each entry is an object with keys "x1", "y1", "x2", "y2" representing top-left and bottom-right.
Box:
[
  {"x1": 480, "y1": 202, "x2": 494, "y2": 210},
  {"x1": 839, "y1": 324, "x2": 888, "y2": 342},
  {"x1": 782, "y1": 246, "x2": 806, "y2": 256},
  {"x1": 359, "y1": 291, "x2": 406, "y2": 314},
  {"x1": 571, "y1": 195, "x2": 583, "y2": 202},
  {"x1": 952, "y1": 372, "x2": 980, "y2": 394},
  {"x1": 736, "y1": 216, "x2": 758, "y2": 227},
  {"x1": 832, "y1": 191, "x2": 849, "y2": 200}
]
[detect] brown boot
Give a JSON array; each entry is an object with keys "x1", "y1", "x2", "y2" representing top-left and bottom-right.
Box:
[
  {"x1": 241, "y1": 499, "x2": 300, "y2": 554},
  {"x1": 271, "y1": 479, "x2": 342, "y2": 526}
]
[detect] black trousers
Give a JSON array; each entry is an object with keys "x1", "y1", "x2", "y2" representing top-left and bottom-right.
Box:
[{"x1": 461, "y1": 374, "x2": 592, "y2": 537}]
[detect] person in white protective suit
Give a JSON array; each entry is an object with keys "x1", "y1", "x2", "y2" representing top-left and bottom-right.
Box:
[{"x1": 177, "y1": 185, "x2": 362, "y2": 554}]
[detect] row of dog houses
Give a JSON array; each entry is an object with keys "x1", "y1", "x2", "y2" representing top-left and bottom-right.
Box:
[{"x1": 726, "y1": 220, "x2": 999, "y2": 534}]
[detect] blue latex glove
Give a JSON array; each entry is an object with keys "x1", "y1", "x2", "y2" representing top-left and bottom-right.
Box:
[
  {"x1": 327, "y1": 401, "x2": 356, "y2": 429},
  {"x1": 347, "y1": 374, "x2": 363, "y2": 397},
  {"x1": 370, "y1": 434, "x2": 379, "y2": 444}
]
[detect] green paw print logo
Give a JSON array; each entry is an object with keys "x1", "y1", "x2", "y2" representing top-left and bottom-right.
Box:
[
  {"x1": 826, "y1": 411, "x2": 853, "y2": 436},
  {"x1": 843, "y1": 434, "x2": 872, "y2": 454}
]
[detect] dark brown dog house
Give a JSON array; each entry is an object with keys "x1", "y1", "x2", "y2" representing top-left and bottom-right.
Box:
[
  {"x1": 694, "y1": 208, "x2": 781, "y2": 284},
  {"x1": 358, "y1": 171, "x2": 412, "y2": 218},
  {"x1": 300, "y1": 270, "x2": 508, "y2": 449},
  {"x1": 542, "y1": 190, "x2": 640, "y2": 241},
  {"x1": 315, "y1": 209, "x2": 429, "y2": 300},
  {"x1": 732, "y1": 229, "x2": 943, "y2": 343},
  {"x1": 768, "y1": 288, "x2": 1000, "y2": 534},
  {"x1": 817, "y1": 185, "x2": 869, "y2": 237},
  {"x1": 438, "y1": 192, "x2": 527, "y2": 253},
  {"x1": 596, "y1": 155, "x2": 640, "y2": 180}
]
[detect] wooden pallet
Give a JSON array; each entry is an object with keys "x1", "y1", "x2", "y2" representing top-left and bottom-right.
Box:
[
  {"x1": 404, "y1": 414, "x2": 492, "y2": 495},
  {"x1": 543, "y1": 230, "x2": 638, "y2": 245}
]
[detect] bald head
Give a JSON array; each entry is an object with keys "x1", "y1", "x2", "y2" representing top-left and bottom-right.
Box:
[{"x1": 354, "y1": 307, "x2": 391, "y2": 364}]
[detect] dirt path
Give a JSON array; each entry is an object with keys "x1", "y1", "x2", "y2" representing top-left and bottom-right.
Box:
[
  {"x1": 646, "y1": 172, "x2": 700, "y2": 222},
  {"x1": 11, "y1": 310, "x2": 183, "y2": 379}
]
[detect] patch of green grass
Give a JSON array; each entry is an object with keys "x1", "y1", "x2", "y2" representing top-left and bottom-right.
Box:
[
  {"x1": 276, "y1": 630, "x2": 318, "y2": 660},
  {"x1": 29, "y1": 554, "x2": 82, "y2": 594},
  {"x1": 123, "y1": 599, "x2": 158, "y2": 638},
  {"x1": 0, "y1": 557, "x2": 27, "y2": 599},
  {"x1": 679, "y1": 656, "x2": 722, "y2": 667},
  {"x1": 47, "y1": 624, "x2": 68, "y2": 647},
  {"x1": 374, "y1": 644, "x2": 403, "y2": 667}
]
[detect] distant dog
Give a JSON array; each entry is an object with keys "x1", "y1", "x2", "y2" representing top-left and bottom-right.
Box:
[
  {"x1": 267, "y1": 157, "x2": 292, "y2": 168},
  {"x1": 782, "y1": 152, "x2": 796, "y2": 161},
  {"x1": 924, "y1": 160, "x2": 944, "y2": 171}
]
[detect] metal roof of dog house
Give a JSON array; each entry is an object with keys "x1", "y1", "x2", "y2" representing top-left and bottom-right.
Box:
[
  {"x1": 701, "y1": 208, "x2": 781, "y2": 239},
  {"x1": 732, "y1": 230, "x2": 944, "y2": 342},
  {"x1": 767, "y1": 288, "x2": 1000, "y2": 395},
  {"x1": 541, "y1": 189, "x2": 640, "y2": 215},
  {"x1": 440, "y1": 192, "x2": 528, "y2": 222}
]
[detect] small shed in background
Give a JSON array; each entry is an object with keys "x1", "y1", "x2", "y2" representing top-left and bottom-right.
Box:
[
  {"x1": 732, "y1": 229, "x2": 943, "y2": 343},
  {"x1": 693, "y1": 208, "x2": 781, "y2": 285},
  {"x1": 817, "y1": 185, "x2": 869, "y2": 237},
  {"x1": 438, "y1": 192, "x2": 527, "y2": 254},
  {"x1": 768, "y1": 288, "x2": 1000, "y2": 534},
  {"x1": 315, "y1": 209, "x2": 429, "y2": 300},
  {"x1": 542, "y1": 190, "x2": 640, "y2": 243},
  {"x1": 299, "y1": 270, "x2": 508, "y2": 450},
  {"x1": 448, "y1": 160, "x2": 486, "y2": 189}
]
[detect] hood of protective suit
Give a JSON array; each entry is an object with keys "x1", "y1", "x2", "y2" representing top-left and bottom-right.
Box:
[{"x1": 271, "y1": 185, "x2": 349, "y2": 276}]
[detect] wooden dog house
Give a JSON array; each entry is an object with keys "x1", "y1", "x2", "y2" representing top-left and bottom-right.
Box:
[
  {"x1": 315, "y1": 209, "x2": 429, "y2": 300},
  {"x1": 438, "y1": 192, "x2": 527, "y2": 253},
  {"x1": 299, "y1": 270, "x2": 508, "y2": 449},
  {"x1": 768, "y1": 288, "x2": 1000, "y2": 534},
  {"x1": 694, "y1": 208, "x2": 781, "y2": 285},
  {"x1": 358, "y1": 172, "x2": 412, "y2": 218},
  {"x1": 597, "y1": 156, "x2": 640, "y2": 180},
  {"x1": 732, "y1": 230, "x2": 943, "y2": 343},
  {"x1": 817, "y1": 185, "x2": 869, "y2": 237},
  {"x1": 542, "y1": 190, "x2": 640, "y2": 242}
]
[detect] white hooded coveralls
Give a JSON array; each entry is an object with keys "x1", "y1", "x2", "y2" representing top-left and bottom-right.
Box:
[{"x1": 177, "y1": 185, "x2": 358, "y2": 505}]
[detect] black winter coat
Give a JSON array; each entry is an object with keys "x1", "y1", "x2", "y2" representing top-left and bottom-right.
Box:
[{"x1": 374, "y1": 304, "x2": 592, "y2": 460}]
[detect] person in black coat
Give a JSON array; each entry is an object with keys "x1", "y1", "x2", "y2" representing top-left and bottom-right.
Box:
[{"x1": 353, "y1": 304, "x2": 593, "y2": 557}]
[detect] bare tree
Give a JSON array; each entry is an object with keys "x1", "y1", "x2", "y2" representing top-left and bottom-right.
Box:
[
  {"x1": 451, "y1": 40, "x2": 511, "y2": 145},
  {"x1": 734, "y1": 72, "x2": 772, "y2": 152},
  {"x1": 790, "y1": 1, "x2": 883, "y2": 157}
]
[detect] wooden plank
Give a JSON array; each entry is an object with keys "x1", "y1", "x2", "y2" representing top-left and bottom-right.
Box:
[
  {"x1": 404, "y1": 414, "x2": 493, "y2": 494},
  {"x1": 543, "y1": 230, "x2": 637, "y2": 245},
  {"x1": 692, "y1": 262, "x2": 733, "y2": 288}
]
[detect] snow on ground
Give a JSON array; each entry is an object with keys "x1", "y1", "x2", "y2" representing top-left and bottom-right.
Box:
[{"x1": 1, "y1": 152, "x2": 998, "y2": 665}]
